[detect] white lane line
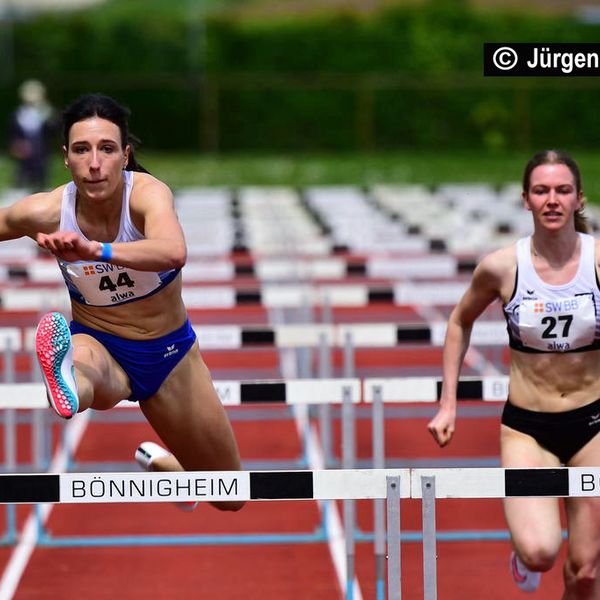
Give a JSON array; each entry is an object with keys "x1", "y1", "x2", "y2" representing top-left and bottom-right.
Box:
[
  {"x1": 303, "y1": 414, "x2": 364, "y2": 600},
  {"x1": 0, "y1": 412, "x2": 89, "y2": 600},
  {"x1": 281, "y1": 347, "x2": 363, "y2": 600}
]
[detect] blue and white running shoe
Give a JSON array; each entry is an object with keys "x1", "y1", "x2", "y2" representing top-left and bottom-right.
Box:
[
  {"x1": 35, "y1": 312, "x2": 79, "y2": 419},
  {"x1": 510, "y1": 551, "x2": 541, "y2": 593}
]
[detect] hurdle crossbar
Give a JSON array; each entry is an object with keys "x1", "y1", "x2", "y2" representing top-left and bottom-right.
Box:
[
  {"x1": 0, "y1": 469, "x2": 411, "y2": 504},
  {"x1": 0, "y1": 465, "x2": 594, "y2": 507}
]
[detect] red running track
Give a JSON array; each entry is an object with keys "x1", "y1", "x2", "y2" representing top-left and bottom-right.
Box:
[
  {"x1": 0, "y1": 404, "x2": 567, "y2": 599},
  {"x1": 0, "y1": 308, "x2": 562, "y2": 599}
]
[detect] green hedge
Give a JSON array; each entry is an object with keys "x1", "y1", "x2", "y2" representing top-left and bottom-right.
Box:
[{"x1": 1, "y1": 1, "x2": 599, "y2": 152}]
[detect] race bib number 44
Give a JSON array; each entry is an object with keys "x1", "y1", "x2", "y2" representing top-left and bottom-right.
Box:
[
  {"x1": 66, "y1": 262, "x2": 161, "y2": 306},
  {"x1": 519, "y1": 294, "x2": 596, "y2": 352}
]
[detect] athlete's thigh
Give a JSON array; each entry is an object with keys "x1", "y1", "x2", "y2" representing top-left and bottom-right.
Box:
[
  {"x1": 139, "y1": 342, "x2": 241, "y2": 472},
  {"x1": 565, "y1": 432, "x2": 600, "y2": 567},
  {"x1": 72, "y1": 333, "x2": 131, "y2": 410},
  {"x1": 501, "y1": 425, "x2": 563, "y2": 554}
]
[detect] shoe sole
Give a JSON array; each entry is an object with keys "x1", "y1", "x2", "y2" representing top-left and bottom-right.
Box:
[
  {"x1": 36, "y1": 312, "x2": 78, "y2": 419},
  {"x1": 135, "y1": 442, "x2": 198, "y2": 512}
]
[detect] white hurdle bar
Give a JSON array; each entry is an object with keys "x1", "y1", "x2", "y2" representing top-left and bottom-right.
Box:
[
  {"x1": 0, "y1": 378, "x2": 362, "y2": 471},
  {"x1": 0, "y1": 320, "x2": 509, "y2": 355},
  {"x1": 0, "y1": 281, "x2": 477, "y2": 309},
  {"x1": 0, "y1": 469, "x2": 414, "y2": 504},
  {"x1": 0, "y1": 254, "x2": 472, "y2": 283},
  {"x1": 191, "y1": 321, "x2": 508, "y2": 349}
]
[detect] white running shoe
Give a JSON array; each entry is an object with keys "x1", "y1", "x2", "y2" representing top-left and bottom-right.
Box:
[
  {"x1": 35, "y1": 312, "x2": 79, "y2": 419},
  {"x1": 135, "y1": 441, "x2": 198, "y2": 511},
  {"x1": 510, "y1": 551, "x2": 541, "y2": 593}
]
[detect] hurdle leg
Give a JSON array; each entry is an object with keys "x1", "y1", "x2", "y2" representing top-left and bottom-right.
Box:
[
  {"x1": 421, "y1": 476, "x2": 438, "y2": 600},
  {"x1": 386, "y1": 475, "x2": 402, "y2": 600},
  {"x1": 318, "y1": 333, "x2": 334, "y2": 467},
  {"x1": 372, "y1": 385, "x2": 386, "y2": 600},
  {"x1": 295, "y1": 346, "x2": 313, "y2": 469},
  {"x1": 342, "y1": 384, "x2": 356, "y2": 599},
  {"x1": 4, "y1": 342, "x2": 16, "y2": 471},
  {"x1": 4, "y1": 344, "x2": 17, "y2": 544},
  {"x1": 29, "y1": 348, "x2": 48, "y2": 470}
]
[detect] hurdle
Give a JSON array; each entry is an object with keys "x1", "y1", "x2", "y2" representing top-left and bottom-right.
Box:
[
  {"x1": 1, "y1": 467, "x2": 597, "y2": 599},
  {"x1": 411, "y1": 466, "x2": 600, "y2": 600},
  {"x1": 0, "y1": 379, "x2": 368, "y2": 556},
  {"x1": 363, "y1": 376, "x2": 517, "y2": 550},
  {"x1": 0, "y1": 469, "x2": 410, "y2": 600}
]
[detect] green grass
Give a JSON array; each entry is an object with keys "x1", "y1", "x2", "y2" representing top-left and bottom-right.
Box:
[
  {"x1": 138, "y1": 151, "x2": 530, "y2": 189},
  {"x1": 3, "y1": 150, "x2": 600, "y2": 205}
]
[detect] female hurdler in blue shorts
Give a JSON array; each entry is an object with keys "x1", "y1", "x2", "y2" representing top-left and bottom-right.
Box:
[
  {"x1": 428, "y1": 150, "x2": 600, "y2": 598},
  {"x1": 0, "y1": 93, "x2": 244, "y2": 512}
]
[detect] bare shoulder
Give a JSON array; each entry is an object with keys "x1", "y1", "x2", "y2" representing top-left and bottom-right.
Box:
[
  {"x1": 129, "y1": 172, "x2": 174, "y2": 210},
  {"x1": 6, "y1": 186, "x2": 64, "y2": 236},
  {"x1": 471, "y1": 243, "x2": 517, "y2": 299},
  {"x1": 476, "y1": 244, "x2": 516, "y2": 277},
  {"x1": 593, "y1": 236, "x2": 600, "y2": 271}
]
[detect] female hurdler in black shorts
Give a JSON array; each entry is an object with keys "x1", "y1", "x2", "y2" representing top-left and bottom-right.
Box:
[
  {"x1": 0, "y1": 93, "x2": 244, "y2": 512},
  {"x1": 429, "y1": 150, "x2": 600, "y2": 598}
]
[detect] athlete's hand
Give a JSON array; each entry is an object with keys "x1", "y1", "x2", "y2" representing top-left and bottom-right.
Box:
[
  {"x1": 427, "y1": 405, "x2": 456, "y2": 447},
  {"x1": 36, "y1": 231, "x2": 101, "y2": 263}
]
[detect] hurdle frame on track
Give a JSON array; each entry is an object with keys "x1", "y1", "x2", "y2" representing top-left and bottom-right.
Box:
[
  {"x1": 0, "y1": 380, "x2": 369, "y2": 561},
  {"x1": 361, "y1": 376, "x2": 561, "y2": 549},
  {"x1": 0, "y1": 466, "x2": 597, "y2": 600},
  {"x1": 5, "y1": 469, "x2": 410, "y2": 600}
]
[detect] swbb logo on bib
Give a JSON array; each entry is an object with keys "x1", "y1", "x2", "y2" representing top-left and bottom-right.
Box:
[{"x1": 519, "y1": 294, "x2": 595, "y2": 351}]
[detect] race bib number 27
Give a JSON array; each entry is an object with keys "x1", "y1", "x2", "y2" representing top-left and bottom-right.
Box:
[{"x1": 519, "y1": 295, "x2": 595, "y2": 352}]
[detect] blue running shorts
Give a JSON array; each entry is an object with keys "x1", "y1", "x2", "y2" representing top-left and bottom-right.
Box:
[{"x1": 70, "y1": 319, "x2": 197, "y2": 402}]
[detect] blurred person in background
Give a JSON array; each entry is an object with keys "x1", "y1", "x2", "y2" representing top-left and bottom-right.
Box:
[
  {"x1": 7, "y1": 79, "x2": 57, "y2": 191},
  {"x1": 429, "y1": 149, "x2": 600, "y2": 599}
]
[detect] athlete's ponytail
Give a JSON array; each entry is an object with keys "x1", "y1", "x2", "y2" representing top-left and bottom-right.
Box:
[{"x1": 123, "y1": 133, "x2": 149, "y2": 174}]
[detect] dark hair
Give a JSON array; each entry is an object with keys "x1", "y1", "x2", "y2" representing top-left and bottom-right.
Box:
[
  {"x1": 62, "y1": 93, "x2": 149, "y2": 173},
  {"x1": 522, "y1": 149, "x2": 587, "y2": 233}
]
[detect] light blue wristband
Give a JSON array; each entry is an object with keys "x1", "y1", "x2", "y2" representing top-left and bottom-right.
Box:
[{"x1": 100, "y1": 242, "x2": 113, "y2": 262}]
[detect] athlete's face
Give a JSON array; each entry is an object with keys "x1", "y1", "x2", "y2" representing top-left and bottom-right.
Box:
[
  {"x1": 63, "y1": 117, "x2": 130, "y2": 203},
  {"x1": 523, "y1": 164, "x2": 582, "y2": 231}
]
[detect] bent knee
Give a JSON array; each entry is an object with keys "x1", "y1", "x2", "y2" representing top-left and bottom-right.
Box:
[
  {"x1": 211, "y1": 500, "x2": 246, "y2": 512},
  {"x1": 517, "y1": 544, "x2": 560, "y2": 572},
  {"x1": 73, "y1": 342, "x2": 95, "y2": 364},
  {"x1": 73, "y1": 341, "x2": 109, "y2": 375},
  {"x1": 512, "y1": 526, "x2": 562, "y2": 573},
  {"x1": 564, "y1": 555, "x2": 600, "y2": 589}
]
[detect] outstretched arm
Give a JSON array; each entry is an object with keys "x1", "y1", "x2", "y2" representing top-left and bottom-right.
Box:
[
  {"x1": 37, "y1": 177, "x2": 186, "y2": 271},
  {"x1": 428, "y1": 250, "x2": 510, "y2": 447},
  {"x1": 0, "y1": 191, "x2": 61, "y2": 241}
]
